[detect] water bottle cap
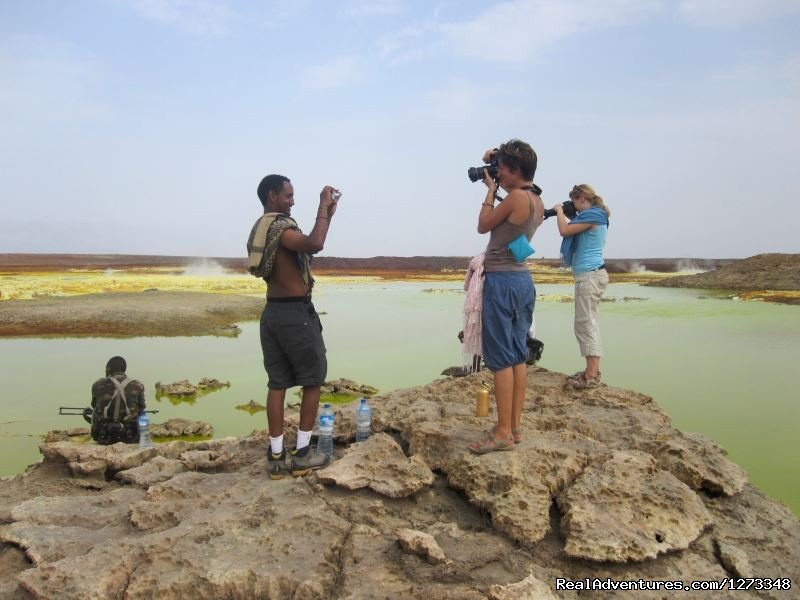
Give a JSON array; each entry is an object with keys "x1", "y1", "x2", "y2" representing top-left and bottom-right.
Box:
[
  {"x1": 323, "y1": 403, "x2": 331, "y2": 408},
  {"x1": 360, "y1": 398, "x2": 367, "y2": 404}
]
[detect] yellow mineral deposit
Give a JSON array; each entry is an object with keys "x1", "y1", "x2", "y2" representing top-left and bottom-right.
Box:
[
  {"x1": 0, "y1": 268, "x2": 264, "y2": 300},
  {"x1": 0, "y1": 264, "x2": 675, "y2": 302}
]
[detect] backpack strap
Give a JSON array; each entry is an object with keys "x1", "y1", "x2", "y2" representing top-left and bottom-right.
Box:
[{"x1": 106, "y1": 376, "x2": 133, "y2": 421}]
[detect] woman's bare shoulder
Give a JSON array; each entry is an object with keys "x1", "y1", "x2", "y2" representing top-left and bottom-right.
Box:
[{"x1": 506, "y1": 188, "x2": 532, "y2": 203}]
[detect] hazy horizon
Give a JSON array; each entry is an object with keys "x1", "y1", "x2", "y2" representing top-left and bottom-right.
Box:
[
  {"x1": 2, "y1": 1, "x2": 798, "y2": 259},
  {"x1": 0, "y1": 251, "x2": 745, "y2": 262}
]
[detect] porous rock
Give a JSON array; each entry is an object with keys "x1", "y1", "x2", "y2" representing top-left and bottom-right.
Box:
[
  {"x1": 395, "y1": 527, "x2": 447, "y2": 564},
  {"x1": 155, "y1": 378, "x2": 230, "y2": 397},
  {"x1": 317, "y1": 433, "x2": 434, "y2": 497},
  {"x1": 319, "y1": 378, "x2": 378, "y2": 397},
  {"x1": 557, "y1": 450, "x2": 713, "y2": 561},
  {"x1": 116, "y1": 455, "x2": 187, "y2": 487},
  {"x1": 488, "y1": 573, "x2": 560, "y2": 600},
  {"x1": 150, "y1": 418, "x2": 213, "y2": 438},
  {"x1": 716, "y1": 540, "x2": 753, "y2": 578},
  {"x1": 645, "y1": 431, "x2": 748, "y2": 496}
]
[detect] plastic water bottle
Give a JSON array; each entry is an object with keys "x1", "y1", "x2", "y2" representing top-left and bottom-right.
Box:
[
  {"x1": 137, "y1": 411, "x2": 153, "y2": 448},
  {"x1": 317, "y1": 403, "x2": 334, "y2": 458},
  {"x1": 355, "y1": 398, "x2": 372, "y2": 442}
]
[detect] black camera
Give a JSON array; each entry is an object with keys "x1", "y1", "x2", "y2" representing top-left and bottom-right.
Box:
[
  {"x1": 543, "y1": 200, "x2": 577, "y2": 220},
  {"x1": 467, "y1": 159, "x2": 499, "y2": 183},
  {"x1": 526, "y1": 336, "x2": 544, "y2": 365}
]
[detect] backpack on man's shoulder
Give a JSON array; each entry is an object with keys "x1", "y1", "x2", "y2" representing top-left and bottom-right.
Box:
[{"x1": 90, "y1": 376, "x2": 145, "y2": 445}]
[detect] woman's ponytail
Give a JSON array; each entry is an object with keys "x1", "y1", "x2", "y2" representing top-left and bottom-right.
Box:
[{"x1": 592, "y1": 194, "x2": 611, "y2": 217}]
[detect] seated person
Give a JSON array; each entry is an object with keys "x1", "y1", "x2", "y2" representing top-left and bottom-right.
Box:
[{"x1": 89, "y1": 356, "x2": 146, "y2": 444}]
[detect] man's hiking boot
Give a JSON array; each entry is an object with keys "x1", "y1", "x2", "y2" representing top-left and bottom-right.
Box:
[
  {"x1": 267, "y1": 449, "x2": 287, "y2": 480},
  {"x1": 289, "y1": 445, "x2": 330, "y2": 477}
]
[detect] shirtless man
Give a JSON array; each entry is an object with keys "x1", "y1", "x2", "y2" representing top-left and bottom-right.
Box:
[{"x1": 252, "y1": 174, "x2": 339, "y2": 479}]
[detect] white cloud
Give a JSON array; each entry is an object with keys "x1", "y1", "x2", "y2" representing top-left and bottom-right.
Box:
[
  {"x1": 301, "y1": 56, "x2": 365, "y2": 90},
  {"x1": 439, "y1": 0, "x2": 661, "y2": 63},
  {"x1": 126, "y1": 0, "x2": 234, "y2": 35},
  {"x1": 678, "y1": 0, "x2": 800, "y2": 27}
]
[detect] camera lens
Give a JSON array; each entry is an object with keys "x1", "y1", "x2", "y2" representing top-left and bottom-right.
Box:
[
  {"x1": 467, "y1": 167, "x2": 484, "y2": 182},
  {"x1": 543, "y1": 200, "x2": 577, "y2": 220},
  {"x1": 467, "y1": 162, "x2": 498, "y2": 183}
]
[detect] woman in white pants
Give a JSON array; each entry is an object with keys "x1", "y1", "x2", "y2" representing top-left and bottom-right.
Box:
[{"x1": 552, "y1": 184, "x2": 611, "y2": 389}]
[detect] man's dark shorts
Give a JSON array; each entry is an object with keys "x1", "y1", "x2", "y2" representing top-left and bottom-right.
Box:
[{"x1": 260, "y1": 298, "x2": 327, "y2": 390}]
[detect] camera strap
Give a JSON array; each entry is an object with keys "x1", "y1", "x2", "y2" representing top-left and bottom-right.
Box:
[{"x1": 521, "y1": 183, "x2": 543, "y2": 195}]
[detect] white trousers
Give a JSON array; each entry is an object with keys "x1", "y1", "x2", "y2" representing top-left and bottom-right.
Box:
[{"x1": 574, "y1": 269, "x2": 609, "y2": 357}]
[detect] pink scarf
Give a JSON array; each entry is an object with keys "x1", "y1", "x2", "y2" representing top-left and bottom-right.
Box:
[{"x1": 462, "y1": 253, "x2": 485, "y2": 364}]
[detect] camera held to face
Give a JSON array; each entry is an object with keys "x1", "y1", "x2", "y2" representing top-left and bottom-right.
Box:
[
  {"x1": 467, "y1": 158, "x2": 499, "y2": 183},
  {"x1": 543, "y1": 200, "x2": 577, "y2": 220}
]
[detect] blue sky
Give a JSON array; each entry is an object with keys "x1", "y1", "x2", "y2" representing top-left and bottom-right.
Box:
[{"x1": 1, "y1": 0, "x2": 798, "y2": 259}]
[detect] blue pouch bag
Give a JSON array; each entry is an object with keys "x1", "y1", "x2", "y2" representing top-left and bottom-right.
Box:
[{"x1": 507, "y1": 234, "x2": 534, "y2": 262}]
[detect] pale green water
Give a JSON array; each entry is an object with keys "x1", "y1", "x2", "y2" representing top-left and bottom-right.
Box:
[{"x1": 1, "y1": 281, "x2": 797, "y2": 516}]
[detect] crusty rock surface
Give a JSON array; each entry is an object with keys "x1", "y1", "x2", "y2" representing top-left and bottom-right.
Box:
[
  {"x1": 44, "y1": 418, "x2": 213, "y2": 444},
  {"x1": 395, "y1": 528, "x2": 447, "y2": 565},
  {"x1": 317, "y1": 433, "x2": 434, "y2": 497},
  {"x1": 0, "y1": 368, "x2": 798, "y2": 599},
  {"x1": 150, "y1": 418, "x2": 214, "y2": 438},
  {"x1": 557, "y1": 450, "x2": 713, "y2": 561},
  {"x1": 488, "y1": 573, "x2": 561, "y2": 600},
  {"x1": 155, "y1": 378, "x2": 230, "y2": 397},
  {"x1": 319, "y1": 378, "x2": 379, "y2": 397}
]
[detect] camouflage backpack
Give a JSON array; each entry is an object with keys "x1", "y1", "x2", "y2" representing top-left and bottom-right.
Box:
[{"x1": 90, "y1": 375, "x2": 145, "y2": 445}]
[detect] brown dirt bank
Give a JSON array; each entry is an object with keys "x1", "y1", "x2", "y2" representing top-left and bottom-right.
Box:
[
  {"x1": 0, "y1": 291, "x2": 264, "y2": 337},
  {"x1": 648, "y1": 254, "x2": 800, "y2": 299}
]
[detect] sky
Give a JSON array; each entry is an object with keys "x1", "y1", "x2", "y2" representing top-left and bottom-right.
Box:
[{"x1": 1, "y1": 0, "x2": 798, "y2": 260}]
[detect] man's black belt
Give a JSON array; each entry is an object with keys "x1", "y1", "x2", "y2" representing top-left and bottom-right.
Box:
[{"x1": 267, "y1": 296, "x2": 312, "y2": 303}]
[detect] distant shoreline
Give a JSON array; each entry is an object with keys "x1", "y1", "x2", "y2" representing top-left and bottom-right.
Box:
[
  {"x1": 0, "y1": 291, "x2": 264, "y2": 337},
  {"x1": 0, "y1": 253, "x2": 734, "y2": 274}
]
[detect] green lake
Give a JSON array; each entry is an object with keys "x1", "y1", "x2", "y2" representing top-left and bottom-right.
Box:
[{"x1": 1, "y1": 281, "x2": 797, "y2": 516}]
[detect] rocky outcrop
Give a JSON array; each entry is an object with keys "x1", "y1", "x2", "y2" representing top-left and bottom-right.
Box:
[
  {"x1": 395, "y1": 528, "x2": 447, "y2": 565},
  {"x1": 319, "y1": 378, "x2": 379, "y2": 398},
  {"x1": 557, "y1": 451, "x2": 712, "y2": 561},
  {"x1": 649, "y1": 253, "x2": 800, "y2": 291},
  {"x1": 317, "y1": 434, "x2": 434, "y2": 497},
  {"x1": 235, "y1": 399, "x2": 265, "y2": 414},
  {"x1": 150, "y1": 418, "x2": 213, "y2": 438},
  {"x1": 43, "y1": 418, "x2": 212, "y2": 444},
  {"x1": 155, "y1": 378, "x2": 230, "y2": 397},
  {"x1": 0, "y1": 368, "x2": 798, "y2": 599}
]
